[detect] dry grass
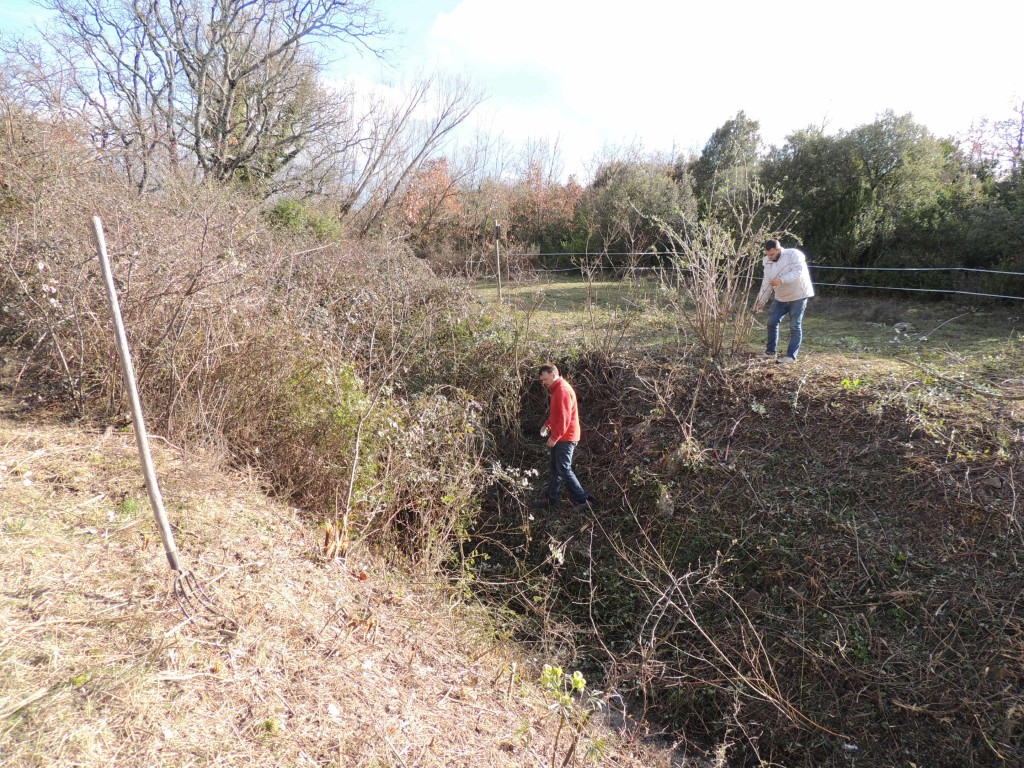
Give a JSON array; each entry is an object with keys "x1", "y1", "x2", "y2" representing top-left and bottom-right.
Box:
[{"x1": 0, "y1": 394, "x2": 665, "y2": 768}]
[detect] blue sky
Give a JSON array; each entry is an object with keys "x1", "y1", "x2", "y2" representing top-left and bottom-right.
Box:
[
  {"x1": 4, "y1": 0, "x2": 1023, "y2": 181},
  {"x1": 0, "y1": 0, "x2": 48, "y2": 31}
]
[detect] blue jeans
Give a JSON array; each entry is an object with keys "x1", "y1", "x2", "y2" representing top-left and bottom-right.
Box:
[
  {"x1": 766, "y1": 297, "x2": 808, "y2": 359},
  {"x1": 546, "y1": 441, "x2": 590, "y2": 503}
]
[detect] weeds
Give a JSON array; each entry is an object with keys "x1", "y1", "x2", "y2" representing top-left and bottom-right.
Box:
[
  {"x1": 474, "y1": 347, "x2": 1024, "y2": 766},
  {"x1": 0, "y1": 101, "x2": 523, "y2": 569},
  {"x1": 540, "y1": 664, "x2": 605, "y2": 768}
]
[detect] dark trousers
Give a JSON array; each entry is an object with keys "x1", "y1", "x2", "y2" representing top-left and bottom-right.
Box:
[{"x1": 546, "y1": 441, "x2": 589, "y2": 503}]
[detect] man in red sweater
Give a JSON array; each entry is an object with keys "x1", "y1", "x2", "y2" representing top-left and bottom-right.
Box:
[{"x1": 539, "y1": 363, "x2": 592, "y2": 507}]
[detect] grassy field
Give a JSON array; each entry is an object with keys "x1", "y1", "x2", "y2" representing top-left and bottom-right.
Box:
[{"x1": 474, "y1": 275, "x2": 1024, "y2": 363}]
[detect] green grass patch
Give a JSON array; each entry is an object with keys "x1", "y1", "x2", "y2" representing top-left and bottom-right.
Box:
[{"x1": 475, "y1": 275, "x2": 1024, "y2": 365}]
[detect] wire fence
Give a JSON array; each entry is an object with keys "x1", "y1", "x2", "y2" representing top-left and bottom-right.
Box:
[{"x1": 498, "y1": 252, "x2": 1024, "y2": 302}]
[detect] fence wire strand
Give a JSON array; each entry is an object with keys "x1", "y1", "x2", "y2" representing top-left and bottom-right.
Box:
[{"x1": 498, "y1": 253, "x2": 1024, "y2": 300}]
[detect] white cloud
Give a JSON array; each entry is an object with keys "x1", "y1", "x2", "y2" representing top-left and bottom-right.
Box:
[{"x1": 353, "y1": 0, "x2": 1024, "y2": 179}]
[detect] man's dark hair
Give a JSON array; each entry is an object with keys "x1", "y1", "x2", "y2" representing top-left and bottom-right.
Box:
[
  {"x1": 539, "y1": 363, "x2": 559, "y2": 376},
  {"x1": 763, "y1": 239, "x2": 781, "y2": 251}
]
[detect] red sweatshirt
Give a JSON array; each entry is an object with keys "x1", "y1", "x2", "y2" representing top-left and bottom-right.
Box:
[{"x1": 545, "y1": 377, "x2": 581, "y2": 443}]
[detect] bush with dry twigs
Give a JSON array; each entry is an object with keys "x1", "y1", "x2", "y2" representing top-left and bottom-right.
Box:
[
  {"x1": 0, "y1": 101, "x2": 520, "y2": 569},
  {"x1": 653, "y1": 184, "x2": 792, "y2": 359}
]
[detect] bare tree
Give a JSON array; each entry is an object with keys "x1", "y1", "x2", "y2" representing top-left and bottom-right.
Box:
[
  {"x1": 658, "y1": 184, "x2": 790, "y2": 359},
  {"x1": 330, "y1": 73, "x2": 487, "y2": 236},
  {"x1": 995, "y1": 99, "x2": 1024, "y2": 173},
  {"x1": 513, "y1": 135, "x2": 564, "y2": 187},
  {"x1": 15, "y1": 0, "x2": 387, "y2": 191}
]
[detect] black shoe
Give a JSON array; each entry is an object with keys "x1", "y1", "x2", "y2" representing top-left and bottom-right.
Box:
[
  {"x1": 571, "y1": 497, "x2": 594, "y2": 509},
  {"x1": 533, "y1": 496, "x2": 557, "y2": 509}
]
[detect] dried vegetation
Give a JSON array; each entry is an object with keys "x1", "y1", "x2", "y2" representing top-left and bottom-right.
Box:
[
  {"x1": 0, "y1": 102, "x2": 508, "y2": 568},
  {"x1": 476, "y1": 347, "x2": 1024, "y2": 766},
  {"x1": 0, "y1": 395, "x2": 662, "y2": 767},
  {"x1": 0, "y1": 100, "x2": 666, "y2": 768},
  {"x1": 5, "y1": 92, "x2": 1024, "y2": 768}
]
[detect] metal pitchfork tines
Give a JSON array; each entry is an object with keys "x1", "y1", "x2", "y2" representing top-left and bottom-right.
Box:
[{"x1": 91, "y1": 216, "x2": 238, "y2": 638}]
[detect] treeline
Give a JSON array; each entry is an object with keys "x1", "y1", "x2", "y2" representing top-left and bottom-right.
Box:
[
  {"x1": 401, "y1": 111, "x2": 1024, "y2": 299},
  {"x1": 492, "y1": 109, "x2": 1024, "y2": 292},
  {"x1": 4, "y1": 1, "x2": 1021, "y2": 291}
]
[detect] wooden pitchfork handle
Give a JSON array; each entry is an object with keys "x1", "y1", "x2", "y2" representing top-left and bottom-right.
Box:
[{"x1": 91, "y1": 216, "x2": 182, "y2": 573}]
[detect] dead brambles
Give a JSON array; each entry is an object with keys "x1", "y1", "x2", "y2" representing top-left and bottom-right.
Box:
[{"x1": 474, "y1": 348, "x2": 1024, "y2": 766}]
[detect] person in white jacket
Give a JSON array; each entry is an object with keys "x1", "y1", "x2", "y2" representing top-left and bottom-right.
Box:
[{"x1": 753, "y1": 239, "x2": 815, "y2": 363}]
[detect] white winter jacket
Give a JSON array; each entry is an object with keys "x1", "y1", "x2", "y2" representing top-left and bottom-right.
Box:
[{"x1": 755, "y1": 247, "x2": 815, "y2": 306}]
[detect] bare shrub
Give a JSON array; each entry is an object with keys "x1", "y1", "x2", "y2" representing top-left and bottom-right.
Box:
[
  {"x1": 606, "y1": 522, "x2": 826, "y2": 763},
  {"x1": 657, "y1": 185, "x2": 791, "y2": 359},
  {"x1": 0, "y1": 103, "x2": 507, "y2": 567},
  {"x1": 211, "y1": 291, "x2": 492, "y2": 567},
  {"x1": 1, "y1": 124, "x2": 279, "y2": 419}
]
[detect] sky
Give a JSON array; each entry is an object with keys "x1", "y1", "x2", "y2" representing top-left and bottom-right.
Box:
[
  {"x1": 347, "y1": 0, "x2": 1024, "y2": 180},
  {"x1": 4, "y1": 0, "x2": 1023, "y2": 182}
]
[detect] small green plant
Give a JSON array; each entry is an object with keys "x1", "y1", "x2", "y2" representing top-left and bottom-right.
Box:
[
  {"x1": 306, "y1": 210, "x2": 342, "y2": 240},
  {"x1": 2, "y1": 516, "x2": 32, "y2": 535},
  {"x1": 841, "y1": 377, "x2": 862, "y2": 391},
  {"x1": 264, "y1": 199, "x2": 342, "y2": 240},
  {"x1": 119, "y1": 497, "x2": 142, "y2": 518},
  {"x1": 539, "y1": 664, "x2": 604, "y2": 767},
  {"x1": 582, "y1": 736, "x2": 609, "y2": 762},
  {"x1": 260, "y1": 717, "x2": 282, "y2": 735},
  {"x1": 265, "y1": 198, "x2": 306, "y2": 231},
  {"x1": 889, "y1": 549, "x2": 908, "y2": 577},
  {"x1": 515, "y1": 716, "x2": 533, "y2": 747}
]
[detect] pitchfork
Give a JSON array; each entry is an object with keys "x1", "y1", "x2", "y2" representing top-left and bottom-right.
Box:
[{"x1": 91, "y1": 217, "x2": 237, "y2": 637}]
